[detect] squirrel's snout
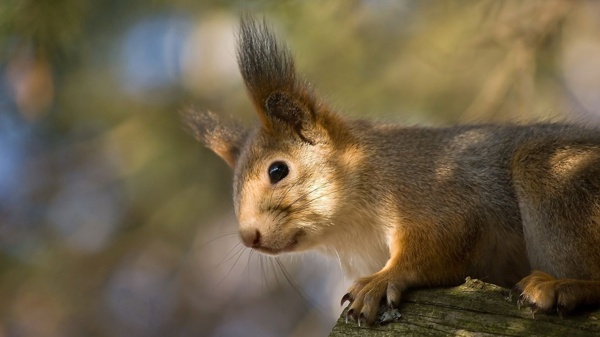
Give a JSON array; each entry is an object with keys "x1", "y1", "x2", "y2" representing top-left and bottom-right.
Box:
[{"x1": 239, "y1": 227, "x2": 261, "y2": 248}]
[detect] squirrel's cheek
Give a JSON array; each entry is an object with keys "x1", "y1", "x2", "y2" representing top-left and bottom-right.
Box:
[{"x1": 299, "y1": 174, "x2": 340, "y2": 217}]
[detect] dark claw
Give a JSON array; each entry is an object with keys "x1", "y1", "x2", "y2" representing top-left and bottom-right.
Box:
[
  {"x1": 530, "y1": 304, "x2": 539, "y2": 319},
  {"x1": 517, "y1": 298, "x2": 523, "y2": 310},
  {"x1": 511, "y1": 285, "x2": 524, "y2": 300},
  {"x1": 511, "y1": 284, "x2": 523, "y2": 295},
  {"x1": 557, "y1": 303, "x2": 567, "y2": 319},
  {"x1": 341, "y1": 293, "x2": 352, "y2": 307},
  {"x1": 347, "y1": 308, "x2": 355, "y2": 322},
  {"x1": 516, "y1": 293, "x2": 528, "y2": 310}
]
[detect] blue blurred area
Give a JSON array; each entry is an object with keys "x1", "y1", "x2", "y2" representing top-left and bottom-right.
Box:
[
  {"x1": 119, "y1": 14, "x2": 192, "y2": 100},
  {"x1": 0, "y1": 113, "x2": 27, "y2": 203},
  {"x1": 0, "y1": 63, "x2": 28, "y2": 202},
  {"x1": 46, "y1": 155, "x2": 123, "y2": 253},
  {"x1": 0, "y1": 72, "x2": 38, "y2": 260}
]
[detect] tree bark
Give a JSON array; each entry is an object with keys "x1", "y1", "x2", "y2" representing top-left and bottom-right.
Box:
[{"x1": 330, "y1": 277, "x2": 600, "y2": 337}]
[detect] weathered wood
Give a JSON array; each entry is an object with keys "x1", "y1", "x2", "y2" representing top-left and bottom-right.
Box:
[{"x1": 330, "y1": 278, "x2": 600, "y2": 337}]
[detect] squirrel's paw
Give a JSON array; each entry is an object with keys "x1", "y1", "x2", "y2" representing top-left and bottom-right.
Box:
[
  {"x1": 341, "y1": 272, "x2": 402, "y2": 326},
  {"x1": 512, "y1": 270, "x2": 598, "y2": 318}
]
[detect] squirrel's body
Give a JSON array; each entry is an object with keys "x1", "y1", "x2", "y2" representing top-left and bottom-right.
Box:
[
  {"x1": 310, "y1": 121, "x2": 600, "y2": 286},
  {"x1": 185, "y1": 17, "x2": 600, "y2": 325}
]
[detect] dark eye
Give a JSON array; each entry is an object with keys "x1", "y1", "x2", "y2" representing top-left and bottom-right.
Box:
[{"x1": 268, "y1": 161, "x2": 289, "y2": 184}]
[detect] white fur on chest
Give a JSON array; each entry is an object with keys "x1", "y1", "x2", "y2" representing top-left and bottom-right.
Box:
[{"x1": 319, "y1": 205, "x2": 394, "y2": 279}]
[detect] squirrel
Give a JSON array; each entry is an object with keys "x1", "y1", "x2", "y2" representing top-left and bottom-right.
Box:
[{"x1": 183, "y1": 16, "x2": 600, "y2": 326}]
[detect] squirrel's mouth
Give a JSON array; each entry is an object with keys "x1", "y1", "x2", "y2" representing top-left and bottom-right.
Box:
[{"x1": 255, "y1": 229, "x2": 306, "y2": 255}]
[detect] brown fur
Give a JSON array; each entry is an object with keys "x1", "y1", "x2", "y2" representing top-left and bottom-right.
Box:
[{"x1": 183, "y1": 16, "x2": 600, "y2": 325}]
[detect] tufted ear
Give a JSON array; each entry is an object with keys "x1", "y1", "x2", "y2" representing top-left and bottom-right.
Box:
[
  {"x1": 265, "y1": 91, "x2": 316, "y2": 144},
  {"x1": 181, "y1": 109, "x2": 248, "y2": 168},
  {"x1": 237, "y1": 16, "x2": 322, "y2": 144}
]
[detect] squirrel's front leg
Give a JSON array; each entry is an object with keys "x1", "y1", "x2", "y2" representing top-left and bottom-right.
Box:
[
  {"x1": 341, "y1": 228, "x2": 412, "y2": 326},
  {"x1": 341, "y1": 227, "x2": 466, "y2": 326}
]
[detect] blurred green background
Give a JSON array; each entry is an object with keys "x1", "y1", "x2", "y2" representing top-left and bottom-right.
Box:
[{"x1": 1, "y1": 0, "x2": 600, "y2": 336}]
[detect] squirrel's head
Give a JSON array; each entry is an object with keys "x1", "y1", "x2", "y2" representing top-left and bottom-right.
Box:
[{"x1": 184, "y1": 16, "x2": 363, "y2": 255}]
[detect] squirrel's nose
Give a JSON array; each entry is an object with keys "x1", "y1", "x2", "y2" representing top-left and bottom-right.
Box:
[{"x1": 239, "y1": 227, "x2": 261, "y2": 248}]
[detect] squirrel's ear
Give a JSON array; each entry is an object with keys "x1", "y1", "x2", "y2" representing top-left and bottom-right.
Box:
[
  {"x1": 265, "y1": 91, "x2": 315, "y2": 144},
  {"x1": 237, "y1": 16, "x2": 320, "y2": 144},
  {"x1": 181, "y1": 109, "x2": 247, "y2": 168}
]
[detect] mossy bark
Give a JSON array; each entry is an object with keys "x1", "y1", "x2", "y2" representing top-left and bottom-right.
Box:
[{"x1": 330, "y1": 278, "x2": 600, "y2": 337}]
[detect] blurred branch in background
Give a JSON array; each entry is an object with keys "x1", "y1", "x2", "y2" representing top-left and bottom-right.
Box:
[
  {"x1": 1, "y1": 1, "x2": 600, "y2": 337},
  {"x1": 463, "y1": 0, "x2": 573, "y2": 120}
]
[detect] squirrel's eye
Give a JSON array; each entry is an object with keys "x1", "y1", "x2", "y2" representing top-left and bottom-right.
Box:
[{"x1": 268, "y1": 161, "x2": 289, "y2": 184}]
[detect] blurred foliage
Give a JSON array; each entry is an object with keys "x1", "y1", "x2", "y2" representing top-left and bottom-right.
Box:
[{"x1": 1, "y1": 0, "x2": 600, "y2": 336}]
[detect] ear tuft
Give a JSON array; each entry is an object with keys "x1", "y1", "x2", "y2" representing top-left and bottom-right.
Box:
[
  {"x1": 181, "y1": 108, "x2": 247, "y2": 168},
  {"x1": 237, "y1": 15, "x2": 296, "y2": 112}
]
